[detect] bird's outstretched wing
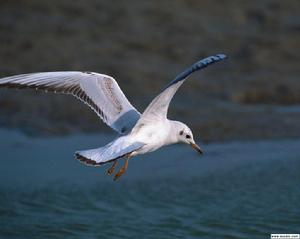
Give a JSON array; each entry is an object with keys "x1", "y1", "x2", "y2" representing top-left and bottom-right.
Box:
[
  {"x1": 0, "y1": 71, "x2": 140, "y2": 134},
  {"x1": 141, "y1": 54, "x2": 227, "y2": 121}
]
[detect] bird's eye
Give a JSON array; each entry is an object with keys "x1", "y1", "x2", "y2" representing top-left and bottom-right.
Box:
[
  {"x1": 186, "y1": 135, "x2": 191, "y2": 139},
  {"x1": 179, "y1": 130, "x2": 184, "y2": 136}
]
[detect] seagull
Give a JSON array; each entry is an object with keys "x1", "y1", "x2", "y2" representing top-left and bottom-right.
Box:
[{"x1": 0, "y1": 54, "x2": 226, "y2": 180}]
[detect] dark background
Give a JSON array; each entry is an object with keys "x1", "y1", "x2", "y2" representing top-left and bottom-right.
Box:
[{"x1": 0, "y1": 0, "x2": 299, "y2": 141}]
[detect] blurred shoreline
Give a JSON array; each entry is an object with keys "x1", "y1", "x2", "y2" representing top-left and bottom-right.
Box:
[
  {"x1": 1, "y1": 127, "x2": 300, "y2": 187},
  {"x1": 1, "y1": 95, "x2": 300, "y2": 142}
]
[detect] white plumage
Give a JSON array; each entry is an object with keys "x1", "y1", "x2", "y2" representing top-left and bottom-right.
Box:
[
  {"x1": 0, "y1": 54, "x2": 227, "y2": 180},
  {"x1": 0, "y1": 71, "x2": 140, "y2": 134}
]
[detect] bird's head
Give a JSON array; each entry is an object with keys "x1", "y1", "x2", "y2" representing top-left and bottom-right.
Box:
[{"x1": 173, "y1": 121, "x2": 203, "y2": 154}]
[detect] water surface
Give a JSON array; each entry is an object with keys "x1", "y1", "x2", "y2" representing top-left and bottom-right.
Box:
[{"x1": 0, "y1": 129, "x2": 299, "y2": 238}]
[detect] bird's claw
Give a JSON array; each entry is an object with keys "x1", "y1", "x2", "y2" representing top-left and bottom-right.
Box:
[
  {"x1": 107, "y1": 160, "x2": 118, "y2": 176},
  {"x1": 107, "y1": 168, "x2": 114, "y2": 176},
  {"x1": 112, "y1": 153, "x2": 131, "y2": 181},
  {"x1": 113, "y1": 168, "x2": 125, "y2": 181}
]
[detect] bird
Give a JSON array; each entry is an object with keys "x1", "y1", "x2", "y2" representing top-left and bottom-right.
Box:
[{"x1": 0, "y1": 54, "x2": 227, "y2": 180}]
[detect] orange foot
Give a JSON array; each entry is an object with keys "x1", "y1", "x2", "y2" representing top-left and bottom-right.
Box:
[
  {"x1": 113, "y1": 153, "x2": 132, "y2": 181},
  {"x1": 107, "y1": 160, "x2": 118, "y2": 175}
]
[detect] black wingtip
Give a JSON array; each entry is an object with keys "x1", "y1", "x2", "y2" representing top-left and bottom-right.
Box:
[
  {"x1": 75, "y1": 152, "x2": 100, "y2": 166},
  {"x1": 196, "y1": 53, "x2": 228, "y2": 66},
  {"x1": 216, "y1": 53, "x2": 227, "y2": 60},
  {"x1": 216, "y1": 53, "x2": 228, "y2": 60},
  {"x1": 163, "y1": 53, "x2": 228, "y2": 90}
]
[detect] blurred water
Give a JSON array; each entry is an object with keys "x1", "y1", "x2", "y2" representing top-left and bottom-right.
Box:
[{"x1": 0, "y1": 129, "x2": 299, "y2": 239}]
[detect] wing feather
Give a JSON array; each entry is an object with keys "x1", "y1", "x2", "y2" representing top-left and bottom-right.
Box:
[
  {"x1": 141, "y1": 54, "x2": 227, "y2": 121},
  {"x1": 0, "y1": 71, "x2": 140, "y2": 134}
]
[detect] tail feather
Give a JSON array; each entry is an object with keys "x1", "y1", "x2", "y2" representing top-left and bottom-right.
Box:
[
  {"x1": 75, "y1": 150, "x2": 127, "y2": 166},
  {"x1": 75, "y1": 139, "x2": 145, "y2": 167}
]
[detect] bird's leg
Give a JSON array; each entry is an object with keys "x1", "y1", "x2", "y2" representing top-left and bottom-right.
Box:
[
  {"x1": 107, "y1": 160, "x2": 118, "y2": 175},
  {"x1": 113, "y1": 153, "x2": 133, "y2": 181}
]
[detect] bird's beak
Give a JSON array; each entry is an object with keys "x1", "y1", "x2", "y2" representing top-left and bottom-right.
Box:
[{"x1": 190, "y1": 142, "x2": 204, "y2": 154}]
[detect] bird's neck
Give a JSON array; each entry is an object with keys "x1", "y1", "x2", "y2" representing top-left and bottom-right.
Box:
[{"x1": 166, "y1": 120, "x2": 182, "y2": 145}]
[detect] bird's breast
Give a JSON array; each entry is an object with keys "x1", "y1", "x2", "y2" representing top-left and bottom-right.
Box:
[{"x1": 132, "y1": 121, "x2": 171, "y2": 154}]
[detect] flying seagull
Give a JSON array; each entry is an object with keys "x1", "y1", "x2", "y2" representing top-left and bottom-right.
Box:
[{"x1": 0, "y1": 54, "x2": 227, "y2": 180}]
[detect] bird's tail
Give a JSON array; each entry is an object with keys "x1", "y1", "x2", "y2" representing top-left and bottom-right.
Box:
[{"x1": 75, "y1": 138, "x2": 145, "y2": 166}]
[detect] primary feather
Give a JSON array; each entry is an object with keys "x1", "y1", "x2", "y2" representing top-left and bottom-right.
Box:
[
  {"x1": 0, "y1": 71, "x2": 140, "y2": 134},
  {"x1": 140, "y1": 54, "x2": 227, "y2": 121}
]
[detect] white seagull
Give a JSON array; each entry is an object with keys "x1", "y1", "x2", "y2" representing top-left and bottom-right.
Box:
[{"x1": 0, "y1": 54, "x2": 226, "y2": 180}]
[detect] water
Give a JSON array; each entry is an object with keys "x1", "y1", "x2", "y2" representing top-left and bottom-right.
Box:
[{"x1": 0, "y1": 129, "x2": 299, "y2": 239}]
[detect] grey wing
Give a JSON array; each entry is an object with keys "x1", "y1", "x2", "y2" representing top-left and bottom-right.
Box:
[
  {"x1": 0, "y1": 71, "x2": 140, "y2": 134},
  {"x1": 141, "y1": 54, "x2": 227, "y2": 121}
]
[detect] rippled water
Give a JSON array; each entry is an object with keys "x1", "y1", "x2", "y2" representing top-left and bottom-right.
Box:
[{"x1": 0, "y1": 129, "x2": 299, "y2": 239}]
